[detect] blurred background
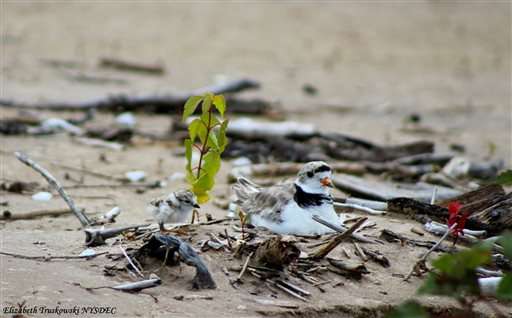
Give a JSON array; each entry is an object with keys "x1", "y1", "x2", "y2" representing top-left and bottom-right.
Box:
[{"x1": 2, "y1": 1, "x2": 511, "y2": 161}]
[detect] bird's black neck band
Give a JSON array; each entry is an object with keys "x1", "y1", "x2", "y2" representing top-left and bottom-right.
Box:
[{"x1": 294, "y1": 184, "x2": 332, "y2": 208}]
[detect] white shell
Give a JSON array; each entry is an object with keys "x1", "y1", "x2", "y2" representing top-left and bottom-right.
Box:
[
  {"x1": 115, "y1": 112, "x2": 136, "y2": 129},
  {"x1": 31, "y1": 191, "x2": 53, "y2": 201},
  {"x1": 125, "y1": 171, "x2": 146, "y2": 182},
  {"x1": 79, "y1": 248, "x2": 96, "y2": 257}
]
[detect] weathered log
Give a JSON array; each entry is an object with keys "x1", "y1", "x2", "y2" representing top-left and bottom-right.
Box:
[
  {"x1": 380, "y1": 229, "x2": 452, "y2": 252},
  {"x1": 469, "y1": 193, "x2": 512, "y2": 235},
  {"x1": 327, "y1": 259, "x2": 369, "y2": 280},
  {"x1": 387, "y1": 198, "x2": 448, "y2": 220},
  {"x1": 0, "y1": 79, "x2": 263, "y2": 114},
  {"x1": 138, "y1": 234, "x2": 216, "y2": 289},
  {"x1": 320, "y1": 133, "x2": 434, "y2": 162},
  {"x1": 99, "y1": 57, "x2": 165, "y2": 75},
  {"x1": 333, "y1": 173, "x2": 461, "y2": 202}
]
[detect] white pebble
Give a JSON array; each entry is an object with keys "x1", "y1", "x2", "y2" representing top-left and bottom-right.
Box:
[
  {"x1": 79, "y1": 248, "x2": 96, "y2": 257},
  {"x1": 31, "y1": 192, "x2": 53, "y2": 201},
  {"x1": 115, "y1": 112, "x2": 136, "y2": 129},
  {"x1": 125, "y1": 171, "x2": 146, "y2": 182},
  {"x1": 41, "y1": 118, "x2": 83, "y2": 135}
]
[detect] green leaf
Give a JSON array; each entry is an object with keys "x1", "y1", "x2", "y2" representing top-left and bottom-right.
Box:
[
  {"x1": 432, "y1": 242, "x2": 492, "y2": 277},
  {"x1": 497, "y1": 274, "x2": 512, "y2": 300},
  {"x1": 200, "y1": 111, "x2": 219, "y2": 129},
  {"x1": 386, "y1": 301, "x2": 429, "y2": 318},
  {"x1": 213, "y1": 94, "x2": 226, "y2": 116},
  {"x1": 494, "y1": 170, "x2": 512, "y2": 186},
  {"x1": 498, "y1": 232, "x2": 512, "y2": 260},
  {"x1": 182, "y1": 96, "x2": 203, "y2": 121},
  {"x1": 217, "y1": 119, "x2": 229, "y2": 151},
  {"x1": 201, "y1": 93, "x2": 213, "y2": 113},
  {"x1": 184, "y1": 139, "x2": 195, "y2": 184},
  {"x1": 207, "y1": 131, "x2": 219, "y2": 150},
  {"x1": 188, "y1": 118, "x2": 206, "y2": 142},
  {"x1": 419, "y1": 243, "x2": 493, "y2": 297},
  {"x1": 184, "y1": 139, "x2": 192, "y2": 170}
]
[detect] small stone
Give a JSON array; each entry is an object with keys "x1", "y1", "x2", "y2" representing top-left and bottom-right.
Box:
[
  {"x1": 125, "y1": 171, "x2": 146, "y2": 182},
  {"x1": 79, "y1": 248, "x2": 96, "y2": 257},
  {"x1": 32, "y1": 191, "x2": 53, "y2": 201},
  {"x1": 115, "y1": 112, "x2": 136, "y2": 129}
]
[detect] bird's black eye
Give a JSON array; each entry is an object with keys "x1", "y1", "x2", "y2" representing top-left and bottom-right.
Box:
[{"x1": 307, "y1": 171, "x2": 314, "y2": 178}]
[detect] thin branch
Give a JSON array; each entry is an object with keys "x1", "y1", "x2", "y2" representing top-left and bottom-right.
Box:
[
  {"x1": 312, "y1": 217, "x2": 367, "y2": 259},
  {"x1": 15, "y1": 152, "x2": 92, "y2": 227},
  {"x1": 120, "y1": 246, "x2": 144, "y2": 278},
  {"x1": 0, "y1": 251, "x2": 107, "y2": 261},
  {"x1": 237, "y1": 252, "x2": 254, "y2": 282},
  {"x1": 404, "y1": 223, "x2": 457, "y2": 281}
]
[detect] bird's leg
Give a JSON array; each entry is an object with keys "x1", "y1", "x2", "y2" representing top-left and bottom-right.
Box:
[
  {"x1": 190, "y1": 209, "x2": 199, "y2": 224},
  {"x1": 159, "y1": 222, "x2": 166, "y2": 232}
]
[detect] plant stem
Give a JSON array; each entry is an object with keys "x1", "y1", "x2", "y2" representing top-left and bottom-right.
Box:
[
  {"x1": 404, "y1": 222, "x2": 457, "y2": 281},
  {"x1": 196, "y1": 107, "x2": 213, "y2": 179}
]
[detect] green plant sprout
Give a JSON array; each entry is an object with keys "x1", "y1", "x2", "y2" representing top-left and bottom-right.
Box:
[{"x1": 183, "y1": 93, "x2": 228, "y2": 204}]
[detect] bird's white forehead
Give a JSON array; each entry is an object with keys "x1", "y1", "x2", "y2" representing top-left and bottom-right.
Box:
[{"x1": 300, "y1": 161, "x2": 331, "y2": 176}]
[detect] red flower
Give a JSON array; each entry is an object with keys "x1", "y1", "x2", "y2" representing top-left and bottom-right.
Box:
[{"x1": 447, "y1": 201, "x2": 468, "y2": 237}]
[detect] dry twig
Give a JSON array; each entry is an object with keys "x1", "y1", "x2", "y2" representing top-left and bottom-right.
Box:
[{"x1": 15, "y1": 151, "x2": 92, "y2": 227}]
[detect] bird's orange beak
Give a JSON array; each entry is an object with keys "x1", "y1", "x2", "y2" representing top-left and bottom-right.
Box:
[{"x1": 320, "y1": 176, "x2": 333, "y2": 188}]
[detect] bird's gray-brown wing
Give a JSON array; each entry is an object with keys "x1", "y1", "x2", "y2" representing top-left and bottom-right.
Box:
[{"x1": 238, "y1": 181, "x2": 295, "y2": 223}]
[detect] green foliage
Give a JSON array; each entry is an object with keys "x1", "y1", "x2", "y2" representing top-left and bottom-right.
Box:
[
  {"x1": 183, "y1": 93, "x2": 229, "y2": 203},
  {"x1": 386, "y1": 301, "x2": 429, "y2": 318},
  {"x1": 497, "y1": 232, "x2": 512, "y2": 260},
  {"x1": 394, "y1": 233, "x2": 511, "y2": 315},
  {"x1": 496, "y1": 232, "x2": 512, "y2": 300},
  {"x1": 497, "y1": 274, "x2": 512, "y2": 300},
  {"x1": 417, "y1": 242, "x2": 492, "y2": 297},
  {"x1": 494, "y1": 170, "x2": 512, "y2": 186}
]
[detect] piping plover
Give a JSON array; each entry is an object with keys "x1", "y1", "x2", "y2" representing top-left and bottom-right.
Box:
[
  {"x1": 149, "y1": 190, "x2": 200, "y2": 231},
  {"x1": 233, "y1": 161, "x2": 341, "y2": 235}
]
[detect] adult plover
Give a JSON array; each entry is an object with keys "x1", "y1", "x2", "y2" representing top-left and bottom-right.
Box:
[
  {"x1": 149, "y1": 190, "x2": 200, "y2": 231},
  {"x1": 233, "y1": 161, "x2": 341, "y2": 235}
]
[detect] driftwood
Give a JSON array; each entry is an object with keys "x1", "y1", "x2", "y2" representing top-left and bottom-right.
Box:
[
  {"x1": 311, "y1": 217, "x2": 367, "y2": 259},
  {"x1": 224, "y1": 137, "x2": 329, "y2": 163},
  {"x1": 395, "y1": 153, "x2": 454, "y2": 166},
  {"x1": 0, "y1": 79, "x2": 264, "y2": 114},
  {"x1": 0, "y1": 250, "x2": 107, "y2": 261},
  {"x1": 360, "y1": 247, "x2": 390, "y2": 267},
  {"x1": 320, "y1": 133, "x2": 434, "y2": 162},
  {"x1": 99, "y1": 57, "x2": 165, "y2": 75},
  {"x1": 311, "y1": 215, "x2": 375, "y2": 244},
  {"x1": 333, "y1": 173, "x2": 461, "y2": 202},
  {"x1": 1, "y1": 208, "x2": 71, "y2": 221},
  {"x1": 469, "y1": 192, "x2": 512, "y2": 235},
  {"x1": 137, "y1": 234, "x2": 216, "y2": 289},
  {"x1": 169, "y1": 117, "x2": 438, "y2": 163},
  {"x1": 388, "y1": 185, "x2": 511, "y2": 235},
  {"x1": 85, "y1": 225, "x2": 147, "y2": 246},
  {"x1": 84, "y1": 275, "x2": 162, "y2": 292},
  {"x1": 380, "y1": 229, "x2": 452, "y2": 253},
  {"x1": 327, "y1": 259, "x2": 369, "y2": 280},
  {"x1": 387, "y1": 198, "x2": 448, "y2": 220},
  {"x1": 404, "y1": 223, "x2": 457, "y2": 281},
  {"x1": 111, "y1": 277, "x2": 162, "y2": 292},
  {"x1": 228, "y1": 161, "x2": 366, "y2": 182},
  {"x1": 15, "y1": 152, "x2": 92, "y2": 227}
]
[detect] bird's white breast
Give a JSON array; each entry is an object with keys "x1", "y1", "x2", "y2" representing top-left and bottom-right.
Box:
[{"x1": 251, "y1": 201, "x2": 341, "y2": 235}]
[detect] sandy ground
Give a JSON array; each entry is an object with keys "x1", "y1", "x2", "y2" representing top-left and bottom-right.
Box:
[{"x1": 1, "y1": 1, "x2": 511, "y2": 317}]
